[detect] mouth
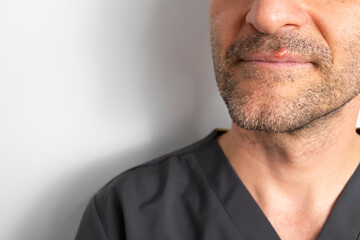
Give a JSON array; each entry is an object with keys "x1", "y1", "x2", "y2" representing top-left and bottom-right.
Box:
[
  {"x1": 239, "y1": 60, "x2": 314, "y2": 68},
  {"x1": 238, "y1": 51, "x2": 314, "y2": 68}
]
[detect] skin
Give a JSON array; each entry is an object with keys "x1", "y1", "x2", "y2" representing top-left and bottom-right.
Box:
[{"x1": 209, "y1": 0, "x2": 360, "y2": 239}]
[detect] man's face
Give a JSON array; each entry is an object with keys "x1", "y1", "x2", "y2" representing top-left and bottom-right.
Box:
[{"x1": 210, "y1": 0, "x2": 360, "y2": 133}]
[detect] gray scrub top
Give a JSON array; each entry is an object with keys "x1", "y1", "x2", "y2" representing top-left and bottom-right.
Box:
[{"x1": 74, "y1": 129, "x2": 360, "y2": 240}]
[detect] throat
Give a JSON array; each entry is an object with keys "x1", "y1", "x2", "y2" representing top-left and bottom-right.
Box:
[
  {"x1": 249, "y1": 180, "x2": 342, "y2": 240},
  {"x1": 267, "y1": 212, "x2": 328, "y2": 240}
]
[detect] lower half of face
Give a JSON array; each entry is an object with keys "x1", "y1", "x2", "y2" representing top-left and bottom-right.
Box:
[{"x1": 211, "y1": 30, "x2": 360, "y2": 133}]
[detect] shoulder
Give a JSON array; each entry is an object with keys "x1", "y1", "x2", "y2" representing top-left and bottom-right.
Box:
[
  {"x1": 93, "y1": 129, "x2": 220, "y2": 211},
  {"x1": 76, "y1": 129, "x2": 227, "y2": 239}
]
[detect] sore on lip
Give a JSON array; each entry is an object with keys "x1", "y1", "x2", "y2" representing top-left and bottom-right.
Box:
[{"x1": 274, "y1": 48, "x2": 288, "y2": 58}]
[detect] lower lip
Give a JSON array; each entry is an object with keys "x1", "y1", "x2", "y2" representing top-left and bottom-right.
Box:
[{"x1": 240, "y1": 60, "x2": 313, "y2": 68}]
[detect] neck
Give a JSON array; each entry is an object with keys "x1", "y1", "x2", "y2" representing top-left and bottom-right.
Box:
[{"x1": 218, "y1": 95, "x2": 360, "y2": 214}]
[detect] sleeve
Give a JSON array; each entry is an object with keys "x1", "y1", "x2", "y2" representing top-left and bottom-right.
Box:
[{"x1": 74, "y1": 196, "x2": 110, "y2": 240}]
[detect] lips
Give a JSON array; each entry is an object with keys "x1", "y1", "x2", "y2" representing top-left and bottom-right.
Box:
[{"x1": 240, "y1": 52, "x2": 312, "y2": 64}]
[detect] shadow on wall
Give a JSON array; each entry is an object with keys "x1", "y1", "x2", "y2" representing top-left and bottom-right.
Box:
[
  {"x1": 142, "y1": 0, "x2": 219, "y2": 148},
  {"x1": 15, "y1": 0, "x2": 226, "y2": 240},
  {"x1": 16, "y1": 144, "x2": 156, "y2": 240}
]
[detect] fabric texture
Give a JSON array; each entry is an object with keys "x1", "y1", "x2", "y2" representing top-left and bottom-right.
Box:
[{"x1": 74, "y1": 129, "x2": 360, "y2": 240}]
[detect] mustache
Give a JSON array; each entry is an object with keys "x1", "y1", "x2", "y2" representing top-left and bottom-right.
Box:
[{"x1": 224, "y1": 31, "x2": 333, "y2": 68}]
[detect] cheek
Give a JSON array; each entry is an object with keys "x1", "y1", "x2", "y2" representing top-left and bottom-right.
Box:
[
  {"x1": 210, "y1": 1, "x2": 251, "y2": 56},
  {"x1": 307, "y1": 1, "x2": 360, "y2": 63}
]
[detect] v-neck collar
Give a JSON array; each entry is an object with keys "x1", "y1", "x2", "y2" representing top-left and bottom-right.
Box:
[{"x1": 196, "y1": 129, "x2": 360, "y2": 240}]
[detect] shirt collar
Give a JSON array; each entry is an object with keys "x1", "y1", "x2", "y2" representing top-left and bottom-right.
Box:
[{"x1": 197, "y1": 129, "x2": 360, "y2": 240}]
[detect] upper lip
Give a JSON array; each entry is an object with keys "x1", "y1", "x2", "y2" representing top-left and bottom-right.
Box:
[{"x1": 241, "y1": 53, "x2": 311, "y2": 63}]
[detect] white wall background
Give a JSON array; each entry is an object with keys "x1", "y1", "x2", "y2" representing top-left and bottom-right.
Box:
[{"x1": 0, "y1": 0, "x2": 231, "y2": 239}]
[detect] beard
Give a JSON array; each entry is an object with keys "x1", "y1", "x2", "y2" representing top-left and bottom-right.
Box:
[{"x1": 210, "y1": 28, "x2": 360, "y2": 133}]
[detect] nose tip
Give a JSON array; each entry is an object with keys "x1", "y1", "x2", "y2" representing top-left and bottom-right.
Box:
[{"x1": 245, "y1": 0, "x2": 309, "y2": 35}]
